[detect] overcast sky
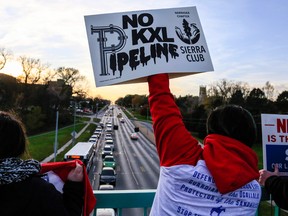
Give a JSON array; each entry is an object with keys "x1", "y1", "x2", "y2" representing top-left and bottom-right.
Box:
[{"x1": 1, "y1": 0, "x2": 287, "y2": 102}]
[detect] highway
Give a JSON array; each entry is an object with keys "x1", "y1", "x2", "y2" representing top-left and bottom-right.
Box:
[{"x1": 88, "y1": 106, "x2": 160, "y2": 215}]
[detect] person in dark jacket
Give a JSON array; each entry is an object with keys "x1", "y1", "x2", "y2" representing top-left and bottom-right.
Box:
[
  {"x1": 259, "y1": 164, "x2": 288, "y2": 210},
  {"x1": 0, "y1": 111, "x2": 84, "y2": 216}
]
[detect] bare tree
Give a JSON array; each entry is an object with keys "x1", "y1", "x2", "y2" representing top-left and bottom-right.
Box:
[
  {"x1": 207, "y1": 79, "x2": 250, "y2": 103},
  {"x1": 18, "y1": 56, "x2": 50, "y2": 84},
  {"x1": 55, "y1": 67, "x2": 86, "y2": 96},
  {"x1": 41, "y1": 68, "x2": 57, "y2": 85},
  {"x1": 0, "y1": 48, "x2": 13, "y2": 70},
  {"x1": 73, "y1": 80, "x2": 88, "y2": 98},
  {"x1": 262, "y1": 81, "x2": 275, "y2": 101}
]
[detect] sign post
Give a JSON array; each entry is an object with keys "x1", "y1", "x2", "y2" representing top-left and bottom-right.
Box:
[{"x1": 261, "y1": 114, "x2": 288, "y2": 174}]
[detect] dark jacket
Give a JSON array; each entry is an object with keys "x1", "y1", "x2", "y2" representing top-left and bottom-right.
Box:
[
  {"x1": 0, "y1": 175, "x2": 83, "y2": 216},
  {"x1": 265, "y1": 175, "x2": 288, "y2": 210}
]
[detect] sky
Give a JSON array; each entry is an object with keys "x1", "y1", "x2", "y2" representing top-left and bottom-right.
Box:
[{"x1": 1, "y1": 0, "x2": 287, "y2": 102}]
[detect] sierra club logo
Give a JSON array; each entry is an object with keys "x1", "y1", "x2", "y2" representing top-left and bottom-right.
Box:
[{"x1": 175, "y1": 19, "x2": 200, "y2": 44}]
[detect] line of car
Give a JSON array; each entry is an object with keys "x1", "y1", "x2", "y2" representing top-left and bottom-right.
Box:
[
  {"x1": 99, "y1": 110, "x2": 118, "y2": 188},
  {"x1": 92, "y1": 106, "x2": 141, "y2": 216},
  {"x1": 97, "y1": 108, "x2": 119, "y2": 216}
]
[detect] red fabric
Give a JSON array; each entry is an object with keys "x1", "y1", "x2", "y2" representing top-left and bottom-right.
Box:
[
  {"x1": 148, "y1": 73, "x2": 202, "y2": 166},
  {"x1": 203, "y1": 134, "x2": 260, "y2": 194},
  {"x1": 148, "y1": 73, "x2": 260, "y2": 194},
  {"x1": 40, "y1": 160, "x2": 96, "y2": 216}
]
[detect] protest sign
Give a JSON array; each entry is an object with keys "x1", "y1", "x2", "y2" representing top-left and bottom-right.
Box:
[
  {"x1": 84, "y1": 6, "x2": 214, "y2": 87},
  {"x1": 261, "y1": 114, "x2": 288, "y2": 174}
]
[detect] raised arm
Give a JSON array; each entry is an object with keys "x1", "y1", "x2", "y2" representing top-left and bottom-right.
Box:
[{"x1": 148, "y1": 74, "x2": 202, "y2": 166}]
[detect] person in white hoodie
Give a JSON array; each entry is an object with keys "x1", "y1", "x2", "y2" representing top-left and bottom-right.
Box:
[{"x1": 148, "y1": 74, "x2": 261, "y2": 216}]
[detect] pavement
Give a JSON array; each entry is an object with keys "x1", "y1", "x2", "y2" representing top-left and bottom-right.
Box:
[
  {"x1": 124, "y1": 107, "x2": 155, "y2": 144},
  {"x1": 132, "y1": 120, "x2": 155, "y2": 144}
]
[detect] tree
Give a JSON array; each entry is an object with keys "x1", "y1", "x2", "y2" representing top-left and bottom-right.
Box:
[
  {"x1": 0, "y1": 48, "x2": 13, "y2": 70},
  {"x1": 47, "y1": 79, "x2": 72, "y2": 107},
  {"x1": 131, "y1": 95, "x2": 147, "y2": 109},
  {"x1": 207, "y1": 79, "x2": 250, "y2": 105},
  {"x1": 191, "y1": 105, "x2": 207, "y2": 139},
  {"x1": 55, "y1": 67, "x2": 84, "y2": 88},
  {"x1": 18, "y1": 56, "x2": 50, "y2": 84},
  {"x1": 55, "y1": 67, "x2": 85, "y2": 96},
  {"x1": 246, "y1": 88, "x2": 268, "y2": 114},
  {"x1": 229, "y1": 90, "x2": 245, "y2": 106},
  {"x1": 175, "y1": 95, "x2": 199, "y2": 114},
  {"x1": 262, "y1": 81, "x2": 275, "y2": 101},
  {"x1": 24, "y1": 106, "x2": 46, "y2": 132},
  {"x1": 116, "y1": 94, "x2": 134, "y2": 107},
  {"x1": 276, "y1": 90, "x2": 288, "y2": 113},
  {"x1": 0, "y1": 73, "x2": 18, "y2": 109},
  {"x1": 41, "y1": 68, "x2": 57, "y2": 85},
  {"x1": 183, "y1": 19, "x2": 192, "y2": 38}
]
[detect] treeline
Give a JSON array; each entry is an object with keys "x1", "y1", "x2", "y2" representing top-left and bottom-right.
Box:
[
  {"x1": 0, "y1": 47, "x2": 110, "y2": 134},
  {"x1": 115, "y1": 80, "x2": 288, "y2": 144},
  {"x1": 0, "y1": 73, "x2": 109, "y2": 135}
]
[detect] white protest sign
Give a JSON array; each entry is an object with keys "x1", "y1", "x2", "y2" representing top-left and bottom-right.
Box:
[
  {"x1": 261, "y1": 114, "x2": 288, "y2": 174},
  {"x1": 84, "y1": 6, "x2": 214, "y2": 87}
]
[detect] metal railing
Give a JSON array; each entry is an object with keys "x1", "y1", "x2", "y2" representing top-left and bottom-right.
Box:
[
  {"x1": 93, "y1": 189, "x2": 155, "y2": 216},
  {"x1": 93, "y1": 188, "x2": 280, "y2": 216}
]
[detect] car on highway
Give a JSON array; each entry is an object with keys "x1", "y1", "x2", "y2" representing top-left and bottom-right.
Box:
[
  {"x1": 98, "y1": 184, "x2": 117, "y2": 214},
  {"x1": 130, "y1": 132, "x2": 139, "y2": 140},
  {"x1": 106, "y1": 122, "x2": 113, "y2": 127},
  {"x1": 88, "y1": 137, "x2": 97, "y2": 148},
  {"x1": 99, "y1": 167, "x2": 116, "y2": 186},
  {"x1": 105, "y1": 133, "x2": 113, "y2": 140},
  {"x1": 94, "y1": 128, "x2": 102, "y2": 137},
  {"x1": 113, "y1": 124, "x2": 119, "y2": 130},
  {"x1": 96, "y1": 208, "x2": 116, "y2": 216},
  {"x1": 105, "y1": 139, "x2": 114, "y2": 151},
  {"x1": 99, "y1": 184, "x2": 114, "y2": 190},
  {"x1": 103, "y1": 155, "x2": 116, "y2": 169},
  {"x1": 106, "y1": 126, "x2": 113, "y2": 133},
  {"x1": 101, "y1": 145, "x2": 113, "y2": 158},
  {"x1": 100, "y1": 121, "x2": 104, "y2": 128},
  {"x1": 90, "y1": 134, "x2": 98, "y2": 139}
]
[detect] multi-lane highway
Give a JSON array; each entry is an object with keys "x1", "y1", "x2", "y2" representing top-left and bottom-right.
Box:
[
  {"x1": 87, "y1": 106, "x2": 159, "y2": 215},
  {"x1": 89, "y1": 105, "x2": 160, "y2": 191}
]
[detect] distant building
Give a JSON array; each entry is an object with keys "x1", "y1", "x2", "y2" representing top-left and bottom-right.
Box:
[
  {"x1": 47, "y1": 79, "x2": 72, "y2": 100},
  {"x1": 199, "y1": 85, "x2": 207, "y2": 105}
]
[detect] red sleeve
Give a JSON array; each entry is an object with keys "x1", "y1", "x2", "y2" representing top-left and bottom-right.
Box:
[{"x1": 148, "y1": 74, "x2": 202, "y2": 167}]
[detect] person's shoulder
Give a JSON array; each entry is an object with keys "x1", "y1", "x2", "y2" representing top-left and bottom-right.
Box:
[{"x1": 28, "y1": 175, "x2": 58, "y2": 191}]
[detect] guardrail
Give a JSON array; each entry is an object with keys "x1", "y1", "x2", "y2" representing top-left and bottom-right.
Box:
[
  {"x1": 93, "y1": 188, "x2": 281, "y2": 216},
  {"x1": 93, "y1": 189, "x2": 155, "y2": 216}
]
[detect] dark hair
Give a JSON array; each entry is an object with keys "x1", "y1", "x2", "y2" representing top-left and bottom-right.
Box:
[
  {"x1": 0, "y1": 111, "x2": 27, "y2": 159},
  {"x1": 207, "y1": 105, "x2": 257, "y2": 147}
]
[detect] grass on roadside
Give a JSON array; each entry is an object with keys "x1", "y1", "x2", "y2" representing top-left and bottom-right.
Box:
[
  {"x1": 28, "y1": 115, "x2": 100, "y2": 161},
  {"x1": 28, "y1": 123, "x2": 86, "y2": 161}
]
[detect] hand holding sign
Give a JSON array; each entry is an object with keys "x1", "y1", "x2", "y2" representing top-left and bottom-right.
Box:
[
  {"x1": 67, "y1": 161, "x2": 84, "y2": 182},
  {"x1": 259, "y1": 164, "x2": 279, "y2": 186}
]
